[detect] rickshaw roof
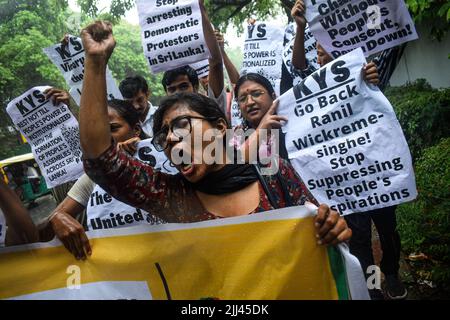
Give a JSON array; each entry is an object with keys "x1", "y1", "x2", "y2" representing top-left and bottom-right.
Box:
[{"x1": 0, "y1": 153, "x2": 34, "y2": 168}]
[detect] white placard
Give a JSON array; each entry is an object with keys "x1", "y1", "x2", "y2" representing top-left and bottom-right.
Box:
[
  {"x1": 134, "y1": 139, "x2": 178, "y2": 175},
  {"x1": 305, "y1": 0, "x2": 418, "y2": 58},
  {"x1": 86, "y1": 184, "x2": 166, "y2": 231},
  {"x1": 6, "y1": 86, "x2": 84, "y2": 188},
  {"x1": 43, "y1": 35, "x2": 122, "y2": 106},
  {"x1": 190, "y1": 59, "x2": 210, "y2": 78},
  {"x1": 283, "y1": 23, "x2": 320, "y2": 85},
  {"x1": 230, "y1": 99, "x2": 242, "y2": 128},
  {"x1": 241, "y1": 22, "x2": 284, "y2": 95},
  {"x1": 137, "y1": 0, "x2": 210, "y2": 73},
  {"x1": 278, "y1": 48, "x2": 417, "y2": 214}
]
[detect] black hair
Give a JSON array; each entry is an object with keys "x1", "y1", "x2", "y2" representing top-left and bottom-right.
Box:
[
  {"x1": 161, "y1": 66, "x2": 199, "y2": 92},
  {"x1": 107, "y1": 99, "x2": 148, "y2": 139},
  {"x1": 119, "y1": 75, "x2": 149, "y2": 99},
  {"x1": 234, "y1": 73, "x2": 276, "y2": 130},
  {"x1": 234, "y1": 73, "x2": 276, "y2": 100},
  {"x1": 152, "y1": 93, "x2": 229, "y2": 134}
]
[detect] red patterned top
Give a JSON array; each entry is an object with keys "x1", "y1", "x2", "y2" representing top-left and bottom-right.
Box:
[{"x1": 83, "y1": 144, "x2": 317, "y2": 223}]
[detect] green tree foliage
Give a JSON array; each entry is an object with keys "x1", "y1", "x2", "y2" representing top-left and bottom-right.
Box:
[
  {"x1": 385, "y1": 79, "x2": 450, "y2": 160},
  {"x1": 203, "y1": 0, "x2": 288, "y2": 33},
  {"x1": 74, "y1": 0, "x2": 450, "y2": 39},
  {"x1": 0, "y1": 0, "x2": 70, "y2": 159},
  {"x1": 387, "y1": 80, "x2": 450, "y2": 293},
  {"x1": 397, "y1": 138, "x2": 450, "y2": 291},
  {"x1": 77, "y1": 0, "x2": 134, "y2": 23},
  {"x1": 0, "y1": 1, "x2": 168, "y2": 159},
  {"x1": 405, "y1": 0, "x2": 450, "y2": 41}
]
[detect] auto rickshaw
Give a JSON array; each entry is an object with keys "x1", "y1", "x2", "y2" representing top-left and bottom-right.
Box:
[{"x1": 0, "y1": 153, "x2": 51, "y2": 205}]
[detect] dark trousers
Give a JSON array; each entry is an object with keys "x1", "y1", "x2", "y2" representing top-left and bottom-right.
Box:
[{"x1": 344, "y1": 206, "x2": 401, "y2": 278}]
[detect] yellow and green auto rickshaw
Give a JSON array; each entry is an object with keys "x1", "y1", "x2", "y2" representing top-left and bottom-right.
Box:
[{"x1": 0, "y1": 153, "x2": 51, "y2": 205}]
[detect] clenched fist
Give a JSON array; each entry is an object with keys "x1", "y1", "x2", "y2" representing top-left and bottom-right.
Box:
[{"x1": 81, "y1": 21, "x2": 116, "y2": 64}]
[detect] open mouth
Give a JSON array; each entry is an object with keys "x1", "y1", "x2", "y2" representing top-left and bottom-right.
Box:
[
  {"x1": 247, "y1": 107, "x2": 259, "y2": 117},
  {"x1": 173, "y1": 148, "x2": 195, "y2": 176}
]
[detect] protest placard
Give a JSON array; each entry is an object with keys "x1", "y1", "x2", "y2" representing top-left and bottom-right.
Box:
[
  {"x1": 43, "y1": 35, "x2": 122, "y2": 106},
  {"x1": 277, "y1": 48, "x2": 417, "y2": 214},
  {"x1": 241, "y1": 22, "x2": 284, "y2": 95},
  {"x1": 137, "y1": 0, "x2": 210, "y2": 73},
  {"x1": 230, "y1": 100, "x2": 242, "y2": 128},
  {"x1": 305, "y1": 0, "x2": 418, "y2": 58},
  {"x1": 134, "y1": 139, "x2": 178, "y2": 175},
  {"x1": 283, "y1": 23, "x2": 319, "y2": 85},
  {"x1": 0, "y1": 206, "x2": 369, "y2": 300},
  {"x1": 86, "y1": 184, "x2": 166, "y2": 231},
  {"x1": 6, "y1": 86, "x2": 84, "y2": 188}
]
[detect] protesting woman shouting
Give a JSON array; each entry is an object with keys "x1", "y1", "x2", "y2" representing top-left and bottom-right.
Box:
[{"x1": 79, "y1": 21, "x2": 351, "y2": 246}]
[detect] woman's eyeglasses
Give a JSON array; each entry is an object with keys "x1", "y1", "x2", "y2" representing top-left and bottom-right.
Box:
[
  {"x1": 152, "y1": 115, "x2": 219, "y2": 152},
  {"x1": 237, "y1": 90, "x2": 266, "y2": 105}
]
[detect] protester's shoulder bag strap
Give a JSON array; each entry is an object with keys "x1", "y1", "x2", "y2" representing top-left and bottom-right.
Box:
[{"x1": 253, "y1": 164, "x2": 279, "y2": 209}]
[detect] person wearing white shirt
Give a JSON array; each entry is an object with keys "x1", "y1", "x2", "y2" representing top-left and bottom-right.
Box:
[
  {"x1": 160, "y1": 1, "x2": 227, "y2": 117},
  {"x1": 119, "y1": 75, "x2": 157, "y2": 137}
]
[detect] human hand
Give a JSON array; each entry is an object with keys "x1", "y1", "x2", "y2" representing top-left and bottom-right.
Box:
[
  {"x1": 314, "y1": 204, "x2": 352, "y2": 246},
  {"x1": 363, "y1": 62, "x2": 379, "y2": 86},
  {"x1": 256, "y1": 100, "x2": 288, "y2": 131},
  {"x1": 292, "y1": 0, "x2": 307, "y2": 28},
  {"x1": 60, "y1": 33, "x2": 69, "y2": 47},
  {"x1": 80, "y1": 21, "x2": 116, "y2": 64},
  {"x1": 44, "y1": 88, "x2": 71, "y2": 106},
  {"x1": 50, "y1": 211, "x2": 91, "y2": 260},
  {"x1": 215, "y1": 29, "x2": 225, "y2": 51},
  {"x1": 117, "y1": 137, "x2": 141, "y2": 155}
]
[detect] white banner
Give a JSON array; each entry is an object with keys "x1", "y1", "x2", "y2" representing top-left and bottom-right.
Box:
[
  {"x1": 6, "y1": 86, "x2": 84, "y2": 188},
  {"x1": 283, "y1": 23, "x2": 320, "y2": 85},
  {"x1": 0, "y1": 205, "x2": 369, "y2": 300},
  {"x1": 137, "y1": 0, "x2": 210, "y2": 73},
  {"x1": 230, "y1": 100, "x2": 242, "y2": 128},
  {"x1": 305, "y1": 0, "x2": 418, "y2": 58},
  {"x1": 86, "y1": 184, "x2": 166, "y2": 231},
  {"x1": 9, "y1": 281, "x2": 153, "y2": 300},
  {"x1": 278, "y1": 48, "x2": 417, "y2": 214},
  {"x1": 43, "y1": 35, "x2": 122, "y2": 106},
  {"x1": 241, "y1": 22, "x2": 284, "y2": 95},
  {"x1": 134, "y1": 139, "x2": 178, "y2": 175}
]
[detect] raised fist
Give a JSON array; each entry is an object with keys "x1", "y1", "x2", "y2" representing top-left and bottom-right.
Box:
[
  {"x1": 214, "y1": 30, "x2": 225, "y2": 51},
  {"x1": 292, "y1": 0, "x2": 307, "y2": 28}
]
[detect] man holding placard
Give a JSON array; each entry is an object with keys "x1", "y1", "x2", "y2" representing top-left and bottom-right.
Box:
[
  {"x1": 137, "y1": 0, "x2": 226, "y2": 113},
  {"x1": 119, "y1": 75, "x2": 158, "y2": 138},
  {"x1": 158, "y1": 0, "x2": 227, "y2": 114}
]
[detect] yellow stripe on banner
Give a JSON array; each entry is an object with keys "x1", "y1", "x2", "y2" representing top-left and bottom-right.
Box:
[{"x1": 0, "y1": 215, "x2": 339, "y2": 300}]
